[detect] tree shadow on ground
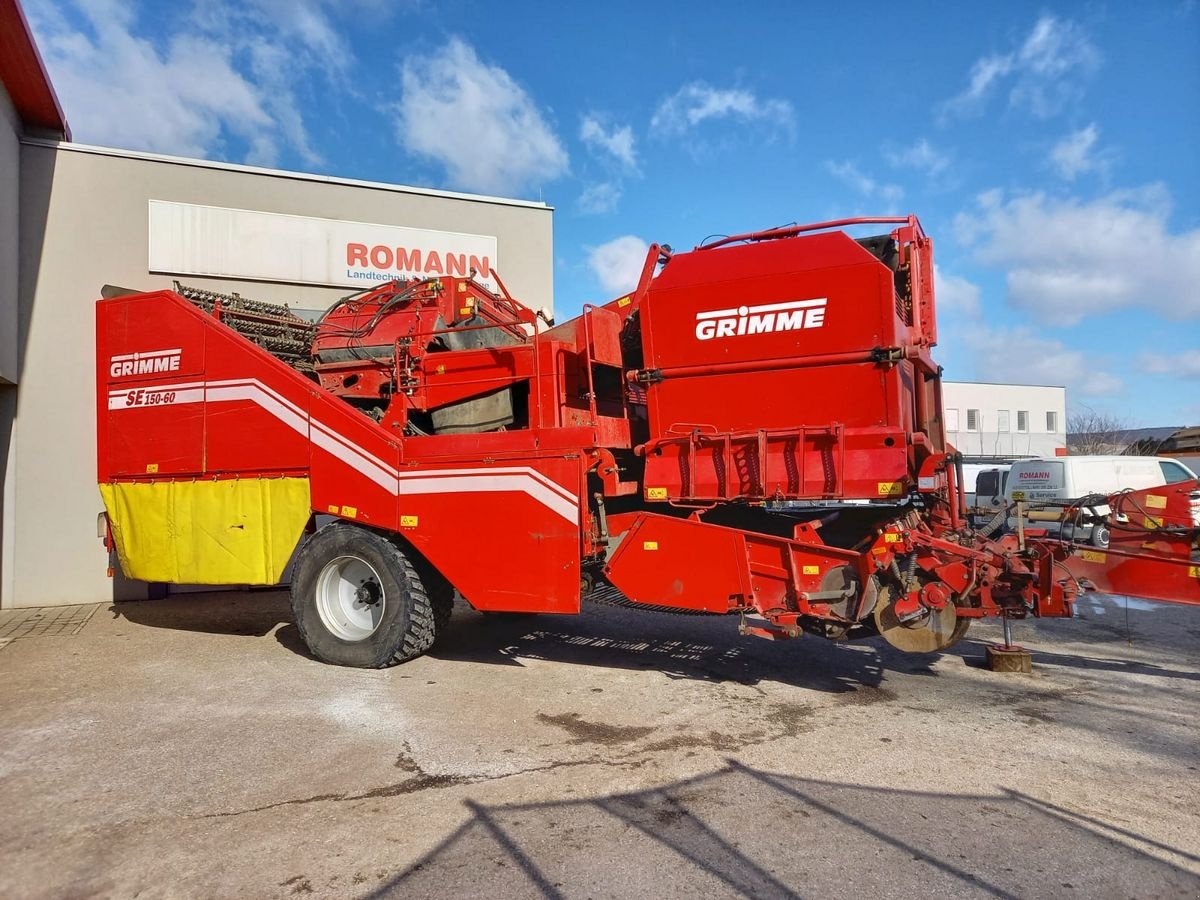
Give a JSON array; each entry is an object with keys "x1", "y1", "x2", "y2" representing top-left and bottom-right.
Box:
[{"x1": 362, "y1": 761, "x2": 1200, "y2": 899}]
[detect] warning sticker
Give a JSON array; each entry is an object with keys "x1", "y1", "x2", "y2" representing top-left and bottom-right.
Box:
[
  {"x1": 646, "y1": 487, "x2": 668, "y2": 500},
  {"x1": 802, "y1": 565, "x2": 820, "y2": 575},
  {"x1": 1079, "y1": 549, "x2": 1106, "y2": 563},
  {"x1": 877, "y1": 482, "x2": 903, "y2": 497},
  {"x1": 643, "y1": 541, "x2": 659, "y2": 551},
  {"x1": 340, "y1": 505, "x2": 358, "y2": 518},
  {"x1": 400, "y1": 515, "x2": 418, "y2": 528},
  {"x1": 1145, "y1": 494, "x2": 1167, "y2": 509}
]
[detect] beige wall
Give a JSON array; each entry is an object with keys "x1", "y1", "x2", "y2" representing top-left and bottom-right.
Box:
[{"x1": 3, "y1": 143, "x2": 553, "y2": 608}]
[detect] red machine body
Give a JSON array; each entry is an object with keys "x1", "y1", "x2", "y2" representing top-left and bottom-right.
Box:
[{"x1": 95, "y1": 214, "x2": 1197, "y2": 667}]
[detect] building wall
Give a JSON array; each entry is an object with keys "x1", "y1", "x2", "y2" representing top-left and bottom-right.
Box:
[
  {"x1": 4, "y1": 142, "x2": 553, "y2": 608},
  {"x1": 942, "y1": 382, "x2": 1066, "y2": 459},
  {"x1": 0, "y1": 82, "x2": 19, "y2": 384},
  {"x1": 0, "y1": 82, "x2": 21, "y2": 618}
]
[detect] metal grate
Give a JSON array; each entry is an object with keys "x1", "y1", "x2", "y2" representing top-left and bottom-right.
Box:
[
  {"x1": 174, "y1": 281, "x2": 318, "y2": 371},
  {"x1": 0, "y1": 604, "x2": 100, "y2": 640}
]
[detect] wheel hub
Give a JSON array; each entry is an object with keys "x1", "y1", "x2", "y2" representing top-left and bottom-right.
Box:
[
  {"x1": 355, "y1": 580, "x2": 382, "y2": 606},
  {"x1": 314, "y1": 555, "x2": 387, "y2": 642}
]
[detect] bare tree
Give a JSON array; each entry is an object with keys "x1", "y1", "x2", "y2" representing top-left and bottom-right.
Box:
[{"x1": 1067, "y1": 406, "x2": 1129, "y2": 455}]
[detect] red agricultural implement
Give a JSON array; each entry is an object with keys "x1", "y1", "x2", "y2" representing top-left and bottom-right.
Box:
[{"x1": 95, "y1": 215, "x2": 1200, "y2": 668}]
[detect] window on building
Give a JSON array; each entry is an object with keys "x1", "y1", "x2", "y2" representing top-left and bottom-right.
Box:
[
  {"x1": 1046, "y1": 411, "x2": 1058, "y2": 432},
  {"x1": 946, "y1": 408, "x2": 959, "y2": 431},
  {"x1": 997, "y1": 410, "x2": 1010, "y2": 432},
  {"x1": 1017, "y1": 410, "x2": 1028, "y2": 432},
  {"x1": 966, "y1": 408, "x2": 980, "y2": 432}
]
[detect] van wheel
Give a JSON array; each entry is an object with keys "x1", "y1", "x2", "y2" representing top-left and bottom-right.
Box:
[
  {"x1": 291, "y1": 522, "x2": 437, "y2": 668},
  {"x1": 1090, "y1": 523, "x2": 1111, "y2": 549}
]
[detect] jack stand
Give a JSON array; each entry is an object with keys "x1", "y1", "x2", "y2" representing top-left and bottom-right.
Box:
[{"x1": 986, "y1": 615, "x2": 1032, "y2": 673}]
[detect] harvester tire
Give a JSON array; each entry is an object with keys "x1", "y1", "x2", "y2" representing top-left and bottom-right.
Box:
[{"x1": 291, "y1": 522, "x2": 437, "y2": 668}]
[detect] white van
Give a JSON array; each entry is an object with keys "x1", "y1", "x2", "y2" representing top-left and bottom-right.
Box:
[
  {"x1": 968, "y1": 465, "x2": 1010, "y2": 528},
  {"x1": 1004, "y1": 455, "x2": 1197, "y2": 546}
]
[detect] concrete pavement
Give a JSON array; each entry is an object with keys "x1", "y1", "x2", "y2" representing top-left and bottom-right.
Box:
[{"x1": 0, "y1": 590, "x2": 1197, "y2": 898}]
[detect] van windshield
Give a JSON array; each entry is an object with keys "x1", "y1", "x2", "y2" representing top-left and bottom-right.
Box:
[{"x1": 976, "y1": 471, "x2": 999, "y2": 497}]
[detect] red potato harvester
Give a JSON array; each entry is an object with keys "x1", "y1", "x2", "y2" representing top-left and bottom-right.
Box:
[{"x1": 95, "y1": 215, "x2": 1200, "y2": 668}]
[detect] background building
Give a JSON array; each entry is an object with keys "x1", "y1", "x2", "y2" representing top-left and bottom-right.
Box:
[
  {"x1": 1, "y1": 1, "x2": 553, "y2": 609},
  {"x1": 942, "y1": 381, "x2": 1066, "y2": 461}
]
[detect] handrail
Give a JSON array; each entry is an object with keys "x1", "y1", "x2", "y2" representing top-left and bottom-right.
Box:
[{"x1": 696, "y1": 215, "x2": 924, "y2": 252}]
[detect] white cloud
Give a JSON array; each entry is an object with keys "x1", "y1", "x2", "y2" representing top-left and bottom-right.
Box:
[
  {"x1": 885, "y1": 138, "x2": 950, "y2": 177},
  {"x1": 825, "y1": 160, "x2": 904, "y2": 206},
  {"x1": 651, "y1": 82, "x2": 793, "y2": 136},
  {"x1": 26, "y1": 0, "x2": 370, "y2": 165},
  {"x1": 940, "y1": 15, "x2": 1100, "y2": 120},
  {"x1": 588, "y1": 236, "x2": 649, "y2": 294},
  {"x1": 934, "y1": 266, "x2": 982, "y2": 317},
  {"x1": 579, "y1": 115, "x2": 637, "y2": 171},
  {"x1": 29, "y1": 1, "x2": 276, "y2": 161},
  {"x1": 964, "y1": 327, "x2": 1123, "y2": 398},
  {"x1": 1138, "y1": 350, "x2": 1200, "y2": 379},
  {"x1": 396, "y1": 38, "x2": 568, "y2": 195},
  {"x1": 954, "y1": 186, "x2": 1200, "y2": 326},
  {"x1": 1049, "y1": 124, "x2": 1109, "y2": 180},
  {"x1": 577, "y1": 182, "x2": 622, "y2": 215}
]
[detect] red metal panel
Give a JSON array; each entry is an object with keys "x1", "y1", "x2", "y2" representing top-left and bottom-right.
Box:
[{"x1": 398, "y1": 456, "x2": 584, "y2": 613}]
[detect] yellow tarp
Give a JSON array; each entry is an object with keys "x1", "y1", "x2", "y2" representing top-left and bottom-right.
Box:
[{"x1": 99, "y1": 478, "x2": 311, "y2": 585}]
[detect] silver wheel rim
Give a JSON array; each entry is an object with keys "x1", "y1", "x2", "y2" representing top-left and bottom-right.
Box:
[{"x1": 315, "y1": 555, "x2": 386, "y2": 641}]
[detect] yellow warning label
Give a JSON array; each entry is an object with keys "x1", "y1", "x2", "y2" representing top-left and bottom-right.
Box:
[
  {"x1": 327, "y1": 504, "x2": 339, "y2": 514},
  {"x1": 1079, "y1": 549, "x2": 1106, "y2": 563},
  {"x1": 617, "y1": 296, "x2": 631, "y2": 307},
  {"x1": 884, "y1": 533, "x2": 900, "y2": 543},
  {"x1": 435, "y1": 364, "x2": 446, "y2": 375},
  {"x1": 145, "y1": 463, "x2": 159, "y2": 474},
  {"x1": 802, "y1": 565, "x2": 820, "y2": 575},
  {"x1": 1144, "y1": 515, "x2": 1163, "y2": 529},
  {"x1": 400, "y1": 515, "x2": 418, "y2": 528},
  {"x1": 1145, "y1": 494, "x2": 1167, "y2": 509},
  {"x1": 340, "y1": 505, "x2": 358, "y2": 518},
  {"x1": 1190, "y1": 566, "x2": 1200, "y2": 578},
  {"x1": 457, "y1": 282, "x2": 467, "y2": 292},
  {"x1": 646, "y1": 487, "x2": 668, "y2": 500},
  {"x1": 459, "y1": 307, "x2": 473, "y2": 316},
  {"x1": 877, "y1": 481, "x2": 903, "y2": 497},
  {"x1": 1011, "y1": 490, "x2": 1026, "y2": 500},
  {"x1": 643, "y1": 541, "x2": 659, "y2": 551}
]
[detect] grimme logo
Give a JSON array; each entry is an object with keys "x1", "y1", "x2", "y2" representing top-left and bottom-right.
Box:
[
  {"x1": 109, "y1": 348, "x2": 182, "y2": 378},
  {"x1": 695, "y1": 298, "x2": 827, "y2": 341}
]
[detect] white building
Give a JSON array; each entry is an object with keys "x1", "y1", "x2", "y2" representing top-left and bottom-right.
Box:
[{"x1": 942, "y1": 382, "x2": 1066, "y2": 460}]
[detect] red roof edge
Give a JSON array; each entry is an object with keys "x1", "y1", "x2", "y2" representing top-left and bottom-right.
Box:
[{"x1": 0, "y1": 0, "x2": 70, "y2": 139}]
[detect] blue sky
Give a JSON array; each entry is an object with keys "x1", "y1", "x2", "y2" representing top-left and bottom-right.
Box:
[{"x1": 26, "y1": 0, "x2": 1200, "y2": 426}]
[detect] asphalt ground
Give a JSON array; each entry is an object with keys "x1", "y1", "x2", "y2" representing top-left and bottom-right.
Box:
[{"x1": 0, "y1": 590, "x2": 1197, "y2": 898}]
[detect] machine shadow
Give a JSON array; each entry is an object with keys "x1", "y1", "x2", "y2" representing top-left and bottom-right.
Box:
[
  {"x1": 423, "y1": 600, "x2": 943, "y2": 695},
  {"x1": 110, "y1": 589, "x2": 946, "y2": 693},
  {"x1": 364, "y1": 762, "x2": 1200, "y2": 899},
  {"x1": 107, "y1": 589, "x2": 292, "y2": 638}
]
